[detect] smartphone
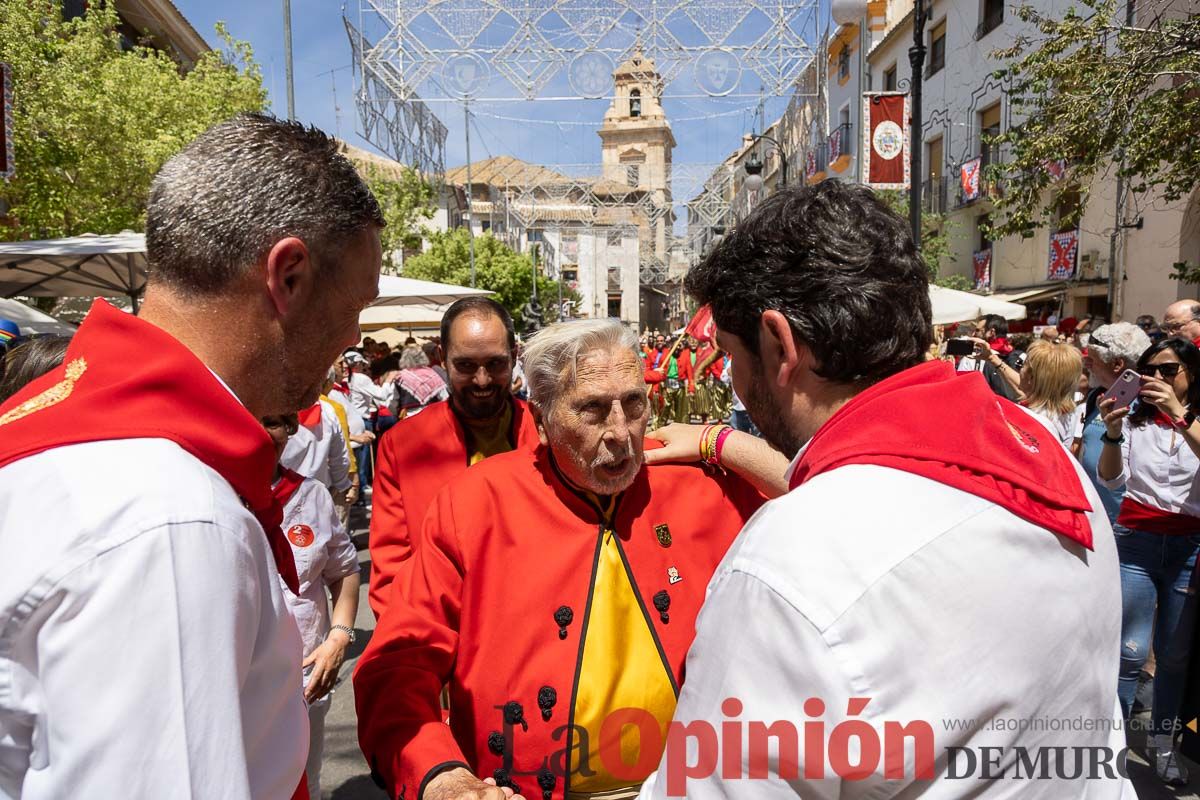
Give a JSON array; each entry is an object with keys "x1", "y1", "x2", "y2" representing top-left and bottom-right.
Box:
[
  {"x1": 1103, "y1": 369, "x2": 1142, "y2": 410},
  {"x1": 946, "y1": 338, "x2": 975, "y2": 357}
]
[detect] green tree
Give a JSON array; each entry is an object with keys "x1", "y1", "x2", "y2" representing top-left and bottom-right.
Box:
[
  {"x1": 875, "y1": 190, "x2": 957, "y2": 284},
  {"x1": 0, "y1": 2, "x2": 266, "y2": 239},
  {"x1": 359, "y1": 165, "x2": 435, "y2": 275},
  {"x1": 987, "y1": 0, "x2": 1199, "y2": 239},
  {"x1": 402, "y1": 228, "x2": 579, "y2": 332}
]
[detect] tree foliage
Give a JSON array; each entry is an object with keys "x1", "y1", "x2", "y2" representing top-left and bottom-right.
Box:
[
  {"x1": 876, "y1": 189, "x2": 956, "y2": 283},
  {"x1": 402, "y1": 228, "x2": 579, "y2": 332},
  {"x1": 0, "y1": 2, "x2": 266, "y2": 239},
  {"x1": 359, "y1": 165, "x2": 435, "y2": 275},
  {"x1": 988, "y1": 0, "x2": 1200, "y2": 238}
]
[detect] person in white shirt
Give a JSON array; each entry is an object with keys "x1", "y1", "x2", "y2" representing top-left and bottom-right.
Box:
[
  {"x1": 640, "y1": 181, "x2": 1130, "y2": 799},
  {"x1": 0, "y1": 114, "x2": 384, "y2": 799},
  {"x1": 264, "y1": 415, "x2": 361, "y2": 800},
  {"x1": 282, "y1": 397, "x2": 353, "y2": 498},
  {"x1": 1018, "y1": 340, "x2": 1084, "y2": 449},
  {"x1": 1097, "y1": 336, "x2": 1200, "y2": 786},
  {"x1": 345, "y1": 350, "x2": 393, "y2": 423}
]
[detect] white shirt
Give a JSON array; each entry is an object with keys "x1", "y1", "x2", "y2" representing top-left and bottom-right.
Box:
[
  {"x1": 0, "y1": 439, "x2": 308, "y2": 800},
  {"x1": 1097, "y1": 417, "x2": 1200, "y2": 517},
  {"x1": 281, "y1": 400, "x2": 352, "y2": 492},
  {"x1": 348, "y1": 371, "x2": 391, "y2": 419},
  {"x1": 327, "y1": 388, "x2": 366, "y2": 437},
  {"x1": 639, "y1": 456, "x2": 1130, "y2": 799},
  {"x1": 279, "y1": 477, "x2": 359, "y2": 658},
  {"x1": 1024, "y1": 404, "x2": 1079, "y2": 449}
]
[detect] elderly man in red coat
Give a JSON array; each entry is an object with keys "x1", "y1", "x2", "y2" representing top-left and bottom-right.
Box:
[
  {"x1": 355, "y1": 318, "x2": 770, "y2": 800},
  {"x1": 368, "y1": 297, "x2": 540, "y2": 616}
]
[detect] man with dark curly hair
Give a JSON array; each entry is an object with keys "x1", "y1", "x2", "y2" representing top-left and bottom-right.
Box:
[{"x1": 637, "y1": 181, "x2": 1130, "y2": 798}]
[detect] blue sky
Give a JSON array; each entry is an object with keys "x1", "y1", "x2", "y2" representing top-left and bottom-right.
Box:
[{"x1": 174, "y1": 1, "x2": 821, "y2": 175}]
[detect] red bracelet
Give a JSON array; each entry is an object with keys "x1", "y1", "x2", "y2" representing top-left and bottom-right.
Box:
[{"x1": 710, "y1": 425, "x2": 734, "y2": 466}]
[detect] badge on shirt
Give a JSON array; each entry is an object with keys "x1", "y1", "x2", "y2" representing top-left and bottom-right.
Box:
[
  {"x1": 287, "y1": 524, "x2": 315, "y2": 547},
  {"x1": 667, "y1": 566, "x2": 682, "y2": 584},
  {"x1": 655, "y1": 524, "x2": 672, "y2": 548}
]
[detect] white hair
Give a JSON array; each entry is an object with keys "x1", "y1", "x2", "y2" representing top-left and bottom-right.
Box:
[
  {"x1": 522, "y1": 319, "x2": 640, "y2": 418},
  {"x1": 398, "y1": 344, "x2": 429, "y2": 369},
  {"x1": 1089, "y1": 322, "x2": 1151, "y2": 366}
]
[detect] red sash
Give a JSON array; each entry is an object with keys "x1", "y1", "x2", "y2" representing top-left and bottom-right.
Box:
[
  {"x1": 789, "y1": 360, "x2": 1094, "y2": 548},
  {"x1": 0, "y1": 299, "x2": 300, "y2": 593}
]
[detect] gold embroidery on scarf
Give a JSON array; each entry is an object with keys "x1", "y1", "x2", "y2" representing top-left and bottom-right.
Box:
[{"x1": 0, "y1": 358, "x2": 88, "y2": 427}]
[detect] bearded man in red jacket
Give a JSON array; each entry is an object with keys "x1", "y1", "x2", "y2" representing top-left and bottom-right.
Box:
[
  {"x1": 368, "y1": 297, "x2": 540, "y2": 616},
  {"x1": 355, "y1": 318, "x2": 765, "y2": 800}
]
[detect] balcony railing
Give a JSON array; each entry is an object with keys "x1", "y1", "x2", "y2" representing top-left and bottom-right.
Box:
[
  {"x1": 827, "y1": 122, "x2": 853, "y2": 164},
  {"x1": 975, "y1": 6, "x2": 1004, "y2": 39},
  {"x1": 921, "y1": 175, "x2": 954, "y2": 215}
]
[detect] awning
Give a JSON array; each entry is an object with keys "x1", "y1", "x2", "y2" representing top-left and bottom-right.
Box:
[
  {"x1": 0, "y1": 298, "x2": 77, "y2": 336},
  {"x1": 360, "y1": 302, "x2": 447, "y2": 331},
  {"x1": 0, "y1": 233, "x2": 147, "y2": 306},
  {"x1": 929, "y1": 285, "x2": 1027, "y2": 325},
  {"x1": 371, "y1": 275, "x2": 492, "y2": 308},
  {"x1": 988, "y1": 285, "x2": 1070, "y2": 305}
]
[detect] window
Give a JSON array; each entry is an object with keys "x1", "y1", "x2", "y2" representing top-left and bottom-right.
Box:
[
  {"x1": 1056, "y1": 190, "x2": 1081, "y2": 233},
  {"x1": 926, "y1": 137, "x2": 945, "y2": 212},
  {"x1": 480, "y1": 220, "x2": 491, "y2": 232},
  {"x1": 626, "y1": 164, "x2": 640, "y2": 186},
  {"x1": 607, "y1": 229, "x2": 623, "y2": 246},
  {"x1": 562, "y1": 269, "x2": 577, "y2": 283},
  {"x1": 629, "y1": 89, "x2": 642, "y2": 118},
  {"x1": 976, "y1": 0, "x2": 1004, "y2": 39},
  {"x1": 527, "y1": 229, "x2": 544, "y2": 244},
  {"x1": 607, "y1": 266, "x2": 622, "y2": 291},
  {"x1": 979, "y1": 103, "x2": 1001, "y2": 165},
  {"x1": 838, "y1": 47, "x2": 850, "y2": 80},
  {"x1": 928, "y1": 20, "x2": 946, "y2": 76},
  {"x1": 608, "y1": 294, "x2": 622, "y2": 318},
  {"x1": 977, "y1": 215, "x2": 992, "y2": 251},
  {"x1": 63, "y1": 0, "x2": 88, "y2": 20},
  {"x1": 884, "y1": 64, "x2": 898, "y2": 91},
  {"x1": 927, "y1": 137, "x2": 943, "y2": 181}
]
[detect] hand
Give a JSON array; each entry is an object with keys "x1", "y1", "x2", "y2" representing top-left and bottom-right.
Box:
[
  {"x1": 1098, "y1": 396, "x2": 1131, "y2": 438},
  {"x1": 1139, "y1": 375, "x2": 1188, "y2": 420},
  {"x1": 966, "y1": 337, "x2": 994, "y2": 360},
  {"x1": 303, "y1": 629, "x2": 350, "y2": 703},
  {"x1": 350, "y1": 430, "x2": 377, "y2": 444},
  {"x1": 644, "y1": 423, "x2": 708, "y2": 465},
  {"x1": 380, "y1": 370, "x2": 400, "y2": 385},
  {"x1": 423, "y1": 768, "x2": 522, "y2": 800},
  {"x1": 345, "y1": 485, "x2": 359, "y2": 506}
]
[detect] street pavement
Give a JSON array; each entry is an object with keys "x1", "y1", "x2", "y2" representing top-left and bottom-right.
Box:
[{"x1": 319, "y1": 504, "x2": 1199, "y2": 799}]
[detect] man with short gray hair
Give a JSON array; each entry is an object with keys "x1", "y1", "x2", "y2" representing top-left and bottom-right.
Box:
[
  {"x1": 0, "y1": 113, "x2": 384, "y2": 799},
  {"x1": 355, "y1": 318, "x2": 764, "y2": 800},
  {"x1": 1162, "y1": 300, "x2": 1200, "y2": 345}
]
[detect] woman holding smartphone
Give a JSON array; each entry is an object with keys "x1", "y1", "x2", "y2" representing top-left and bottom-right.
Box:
[{"x1": 1098, "y1": 337, "x2": 1200, "y2": 786}]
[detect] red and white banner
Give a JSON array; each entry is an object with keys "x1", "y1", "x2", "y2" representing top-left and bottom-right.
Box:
[
  {"x1": 973, "y1": 249, "x2": 992, "y2": 291},
  {"x1": 1048, "y1": 230, "x2": 1079, "y2": 281},
  {"x1": 862, "y1": 92, "x2": 910, "y2": 190},
  {"x1": 829, "y1": 128, "x2": 843, "y2": 163},
  {"x1": 1044, "y1": 159, "x2": 1067, "y2": 181},
  {"x1": 684, "y1": 305, "x2": 716, "y2": 344},
  {"x1": 960, "y1": 158, "x2": 982, "y2": 203},
  {"x1": 805, "y1": 150, "x2": 818, "y2": 180},
  {"x1": 1, "y1": 63, "x2": 13, "y2": 180}
]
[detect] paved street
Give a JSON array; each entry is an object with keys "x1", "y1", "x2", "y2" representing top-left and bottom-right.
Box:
[{"x1": 320, "y1": 507, "x2": 1200, "y2": 800}]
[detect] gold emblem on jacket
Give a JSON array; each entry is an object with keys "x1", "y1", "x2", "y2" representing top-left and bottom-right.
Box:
[{"x1": 0, "y1": 358, "x2": 88, "y2": 427}]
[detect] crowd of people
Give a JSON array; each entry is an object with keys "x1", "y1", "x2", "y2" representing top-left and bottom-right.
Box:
[{"x1": 1, "y1": 112, "x2": 1198, "y2": 800}]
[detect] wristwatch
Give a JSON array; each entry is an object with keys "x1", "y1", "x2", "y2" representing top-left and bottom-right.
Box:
[
  {"x1": 1176, "y1": 411, "x2": 1196, "y2": 430},
  {"x1": 330, "y1": 624, "x2": 356, "y2": 643}
]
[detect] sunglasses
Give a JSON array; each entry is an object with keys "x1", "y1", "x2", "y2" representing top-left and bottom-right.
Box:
[{"x1": 1139, "y1": 363, "x2": 1185, "y2": 379}]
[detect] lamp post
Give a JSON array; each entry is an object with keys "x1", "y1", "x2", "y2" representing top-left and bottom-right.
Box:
[
  {"x1": 907, "y1": 0, "x2": 931, "y2": 249},
  {"x1": 742, "y1": 132, "x2": 789, "y2": 192}
]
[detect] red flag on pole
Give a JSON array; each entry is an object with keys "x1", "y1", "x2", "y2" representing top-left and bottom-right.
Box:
[{"x1": 684, "y1": 305, "x2": 716, "y2": 343}]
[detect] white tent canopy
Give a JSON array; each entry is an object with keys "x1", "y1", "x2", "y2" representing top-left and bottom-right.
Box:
[
  {"x1": 929, "y1": 285, "x2": 1027, "y2": 325},
  {"x1": 0, "y1": 233, "x2": 147, "y2": 305},
  {"x1": 371, "y1": 275, "x2": 492, "y2": 307},
  {"x1": 0, "y1": 298, "x2": 77, "y2": 336},
  {"x1": 359, "y1": 302, "x2": 447, "y2": 331}
]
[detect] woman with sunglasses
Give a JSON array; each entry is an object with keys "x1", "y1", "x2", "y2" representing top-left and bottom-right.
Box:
[{"x1": 1097, "y1": 337, "x2": 1200, "y2": 786}]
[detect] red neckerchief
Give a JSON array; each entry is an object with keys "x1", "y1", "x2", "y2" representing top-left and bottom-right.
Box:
[
  {"x1": 0, "y1": 299, "x2": 300, "y2": 593},
  {"x1": 272, "y1": 466, "x2": 306, "y2": 509},
  {"x1": 298, "y1": 402, "x2": 322, "y2": 428},
  {"x1": 990, "y1": 336, "x2": 1013, "y2": 356},
  {"x1": 1153, "y1": 409, "x2": 1179, "y2": 429},
  {"x1": 331, "y1": 380, "x2": 350, "y2": 396},
  {"x1": 789, "y1": 360, "x2": 1094, "y2": 549}
]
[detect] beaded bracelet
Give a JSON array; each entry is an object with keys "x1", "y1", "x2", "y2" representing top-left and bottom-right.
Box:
[{"x1": 712, "y1": 425, "x2": 735, "y2": 466}]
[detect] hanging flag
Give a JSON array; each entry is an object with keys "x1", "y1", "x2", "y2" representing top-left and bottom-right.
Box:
[
  {"x1": 862, "y1": 92, "x2": 910, "y2": 190},
  {"x1": 973, "y1": 249, "x2": 992, "y2": 291},
  {"x1": 960, "y1": 158, "x2": 982, "y2": 203},
  {"x1": 829, "y1": 127, "x2": 843, "y2": 163},
  {"x1": 1, "y1": 63, "x2": 13, "y2": 180},
  {"x1": 805, "y1": 150, "x2": 817, "y2": 180},
  {"x1": 684, "y1": 305, "x2": 716, "y2": 343},
  {"x1": 1048, "y1": 230, "x2": 1079, "y2": 281},
  {"x1": 1044, "y1": 159, "x2": 1067, "y2": 181}
]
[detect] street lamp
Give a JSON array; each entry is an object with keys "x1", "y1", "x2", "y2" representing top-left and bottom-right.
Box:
[
  {"x1": 907, "y1": 0, "x2": 931, "y2": 249},
  {"x1": 742, "y1": 132, "x2": 788, "y2": 190}
]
